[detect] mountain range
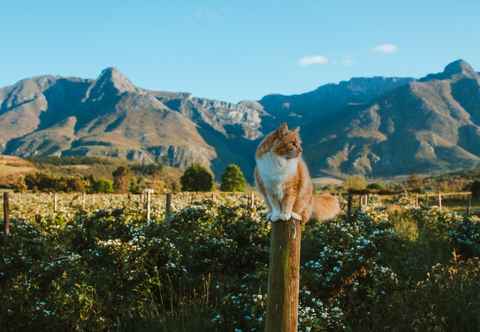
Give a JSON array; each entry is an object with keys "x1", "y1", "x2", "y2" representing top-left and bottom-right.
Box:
[{"x1": 1, "y1": 59, "x2": 479, "y2": 180}]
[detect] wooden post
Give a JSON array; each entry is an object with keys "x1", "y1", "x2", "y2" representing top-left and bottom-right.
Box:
[
  {"x1": 467, "y1": 194, "x2": 472, "y2": 216},
  {"x1": 250, "y1": 191, "x2": 256, "y2": 209},
  {"x1": 265, "y1": 219, "x2": 302, "y2": 332},
  {"x1": 165, "y1": 193, "x2": 172, "y2": 221},
  {"x1": 146, "y1": 190, "x2": 152, "y2": 221},
  {"x1": 438, "y1": 193, "x2": 442, "y2": 209},
  {"x1": 3, "y1": 192, "x2": 10, "y2": 236},
  {"x1": 347, "y1": 192, "x2": 353, "y2": 220},
  {"x1": 53, "y1": 193, "x2": 58, "y2": 212}
]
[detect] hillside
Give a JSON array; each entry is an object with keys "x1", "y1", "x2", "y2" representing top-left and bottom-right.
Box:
[
  {"x1": 304, "y1": 60, "x2": 480, "y2": 177},
  {"x1": 1, "y1": 60, "x2": 480, "y2": 179}
]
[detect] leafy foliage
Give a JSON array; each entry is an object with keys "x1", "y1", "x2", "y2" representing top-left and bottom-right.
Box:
[
  {"x1": 1, "y1": 196, "x2": 480, "y2": 331},
  {"x1": 220, "y1": 164, "x2": 247, "y2": 192},
  {"x1": 180, "y1": 164, "x2": 214, "y2": 192}
]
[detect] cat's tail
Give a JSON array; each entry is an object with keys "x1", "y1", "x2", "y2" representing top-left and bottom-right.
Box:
[{"x1": 311, "y1": 193, "x2": 341, "y2": 221}]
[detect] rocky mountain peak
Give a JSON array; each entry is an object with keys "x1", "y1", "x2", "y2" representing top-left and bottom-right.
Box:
[
  {"x1": 443, "y1": 59, "x2": 477, "y2": 78},
  {"x1": 96, "y1": 67, "x2": 137, "y2": 93},
  {"x1": 84, "y1": 67, "x2": 138, "y2": 102}
]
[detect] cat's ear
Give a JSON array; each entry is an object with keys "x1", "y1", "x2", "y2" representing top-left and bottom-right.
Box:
[{"x1": 276, "y1": 123, "x2": 289, "y2": 136}]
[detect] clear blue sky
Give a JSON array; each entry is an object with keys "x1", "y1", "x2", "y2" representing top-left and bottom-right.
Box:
[{"x1": 1, "y1": 0, "x2": 479, "y2": 102}]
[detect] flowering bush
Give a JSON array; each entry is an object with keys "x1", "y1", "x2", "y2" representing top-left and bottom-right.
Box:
[{"x1": 1, "y1": 196, "x2": 480, "y2": 331}]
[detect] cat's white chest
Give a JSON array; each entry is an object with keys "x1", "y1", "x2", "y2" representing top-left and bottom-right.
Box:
[{"x1": 256, "y1": 152, "x2": 297, "y2": 200}]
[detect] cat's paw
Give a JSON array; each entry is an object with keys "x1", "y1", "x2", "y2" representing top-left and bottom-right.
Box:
[
  {"x1": 278, "y1": 212, "x2": 292, "y2": 221},
  {"x1": 291, "y1": 212, "x2": 302, "y2": 220},
  {"x1": 268, "y1": 211, "x2": 281, "y2": 222}
]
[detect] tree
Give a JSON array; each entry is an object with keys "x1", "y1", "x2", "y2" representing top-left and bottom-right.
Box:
[
  {"x1": 344, "y1": 175, "x2": 367, "y2": 193},
  {"x1": 180, "y1": 164, "x2": 214, "y2": 192},
  {"x1": 220, "y1": 164, "x2": 247, "y2": 192},
  {"x1": 471, "y1": 180, "x2": 480, "y2": 200},
  {"x1": 406, "y1": 174, "x2": 423, "y2": 193},
  {"x1": 112, "y1": 166, "x2": 131, "y2": 193}
]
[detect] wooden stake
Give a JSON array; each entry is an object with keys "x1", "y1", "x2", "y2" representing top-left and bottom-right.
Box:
[
  {"x1": 3, "y1": 192, "x2": 10, "y2": 236},
  {"x1": 347, "y1": 192, "x2": 353, "y2": 220},
  {"x1": 165, "y1": 193, "x2": 172, "y2": 221},
  {"x1": 265, "y1": 219, "x2": 301, "y2": 332},
  {"x1": 467, "y1": 195, "x2": 472, "y2": 216},
  {"x1": 438, "y1": 193, "x2": 442, "y2": 209},
  {"x1": 53, "y1": 193, "x2": 58, "y2": 212},
  {"x1": 250, "y1": 191, "x2": 255, "y2": 209},
  {"x1": 146, "y1": 190, "x2": 152, "y2": 221}
]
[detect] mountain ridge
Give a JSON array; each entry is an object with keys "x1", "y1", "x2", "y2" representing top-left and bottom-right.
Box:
[{"x1": 1, "y1": 59, "x2": 480, "y2": 179}]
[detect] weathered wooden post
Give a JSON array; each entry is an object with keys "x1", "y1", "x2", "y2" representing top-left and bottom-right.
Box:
[
  {"x1": 347, "y1": 192, "x2": 353, "y2": 220},
  {"x1": 265, "y1": 218, "x2": 302, "y2": 332},
  {"x1": 250, "y1": 191, "x2": 256, "y2": 209},
  {"x1": 165, "y1": 193, "x2": 173, "y2": 221},
  {"x1": 438, "y1": 192, "x2": 442, "y2": 209},
  {"x1": 3, "y1": 192, "x2": 10, "y2": 236},
  {"x1": 53, "y1": 193, "x2": 58, "y2": 212},
  {"x1": 145, "y1": 189, "x2": 153, "y2": 221},
  {"x1": 467, "y1": 194, "x2": 472, "y2": 215}
]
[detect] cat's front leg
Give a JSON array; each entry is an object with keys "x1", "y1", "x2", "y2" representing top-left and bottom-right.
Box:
[{"x1": 279, "y1": 188, "x2": 297, "y2": 221}]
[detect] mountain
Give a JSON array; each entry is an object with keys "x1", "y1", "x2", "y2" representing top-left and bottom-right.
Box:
[
  {"x1": 0, "y1": 67, "x2": 266, "y2": 176},
  {"x1": 1, "y1": 60, "x2": 480, "y2": 179},
  {"x1": 304, "y1": 59, "x2": 480, "y2": 177}
]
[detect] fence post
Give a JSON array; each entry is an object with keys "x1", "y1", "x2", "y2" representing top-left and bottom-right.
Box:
[
  {"x1": 3, "y1": 192, "x2": 10, "y2": 236},
  {"x1": 265, "y1": 219, "x2": 301, "y2": 332},
  {"x1": 53, "y1": 193, "x2": 58, "y2": 212},
  {"x1": 347, "y1": 192, "x2": 353, "y2": 220},
  {"x1": 165, "y1": 193, "x2": 172, "y2": 221},
  {"x1": 467, "y1": 194, "x2": 472, "y2": 216},
  {"x1": 438, "y1": 193, "x2": 442, "y2": 209},
  {"x1": 250, "y1": 191, "x2": 255, "y2": 209},
  {"x1": 145, "y1": 189, "x2": 153, "y2": 222}
]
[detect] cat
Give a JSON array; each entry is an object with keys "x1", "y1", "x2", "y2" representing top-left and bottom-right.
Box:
[{"x1": 255, "y1": 123, "x2": 340, "y2": 224}]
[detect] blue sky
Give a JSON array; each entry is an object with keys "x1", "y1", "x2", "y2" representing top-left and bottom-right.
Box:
[{"x1": 1, "y1": 0, "x2": 479, "y2": 102}]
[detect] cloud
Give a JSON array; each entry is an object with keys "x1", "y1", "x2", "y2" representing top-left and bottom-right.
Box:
[
  {"x1": 298, "y1": 55, "x2": 329, "y2": 67},
  {"x1": 372, "y1": 43, "x2": 398, "y2": 54}
]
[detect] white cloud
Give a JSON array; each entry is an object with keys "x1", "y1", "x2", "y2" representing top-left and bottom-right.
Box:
[
  {"x1": 372, "y1": 43, "x2": 398, "y2": 54},
  {"x1": 298, "y1": 55, "x2": 329, "y2": 67}
]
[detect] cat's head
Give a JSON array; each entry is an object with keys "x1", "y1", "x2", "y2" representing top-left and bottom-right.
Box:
[{"x1": 271, "y1": 123, "x2": 303, "y2": 159}]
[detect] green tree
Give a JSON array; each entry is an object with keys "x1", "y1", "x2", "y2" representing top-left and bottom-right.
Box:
[
  {"x1": 471, "y1": 180, "x2": 480, "y2": 200},
  {"x1": 406, "y1": 174, "x2": 424, "y2": 193},
  {"x1": 220, "y1": 164, "x2": 247, "y2": 192},
  {"x1": 344, "y1": 175, "x2": 367, "y2": 193},
  {"x1": 180, "y1": 164, "x2": 214, "y2": 192},
  {"x1": 112, "y1": 166, "x2": 131, "y2": 193}
]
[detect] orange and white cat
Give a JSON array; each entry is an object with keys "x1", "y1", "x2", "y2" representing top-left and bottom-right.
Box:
[{"x1": 255, "y1": 123, "x2": 340, "y2": 224}]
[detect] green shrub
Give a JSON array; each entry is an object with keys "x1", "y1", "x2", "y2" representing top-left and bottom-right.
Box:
[
  {"x1": 89, "y1": 178, "x2": 113, "y2": 193},
  {"x1": 471, "y1": 180, "x2": 480, "y2": 199},
  {"x1": 344, "y1": 175, "x2": 367, "y2": 192},
  {"x1": 220, "y1": 164, "x2": 247, "y2": 192},
  {"x1": 180, "y1": 164, "x2": 214, "y2": 192}
]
